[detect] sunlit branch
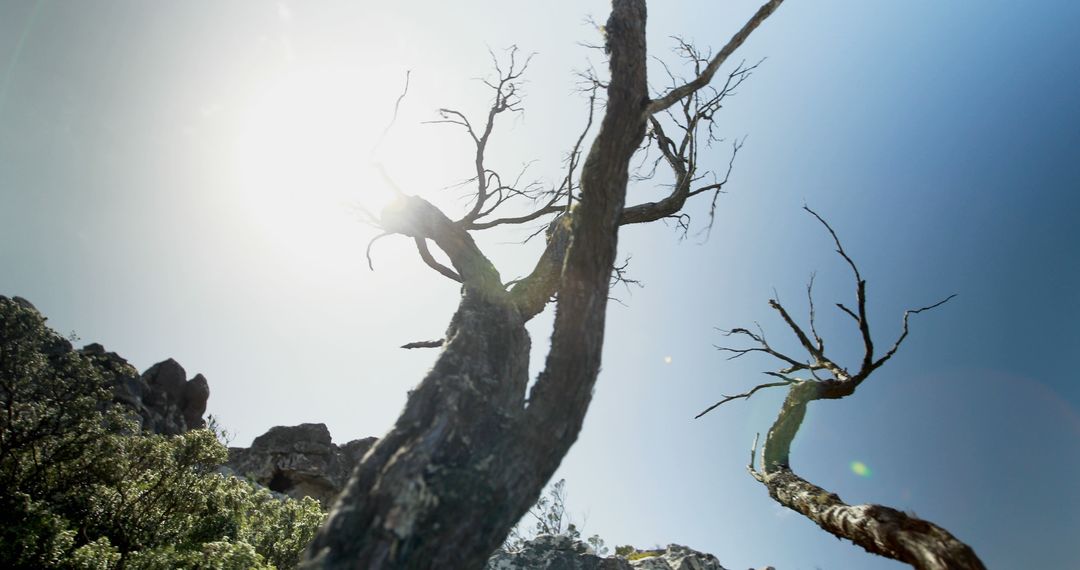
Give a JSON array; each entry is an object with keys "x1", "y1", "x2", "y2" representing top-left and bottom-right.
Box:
[{"x1": 380, "y1": 195, "x2": 502, "y2": 295}]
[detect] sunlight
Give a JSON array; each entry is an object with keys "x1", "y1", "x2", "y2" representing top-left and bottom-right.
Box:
[{"x1": 233, "y1": 67, "x2": 397, "y2": 270}]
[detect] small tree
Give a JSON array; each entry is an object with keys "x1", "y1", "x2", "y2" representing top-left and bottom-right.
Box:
[
  {"x1": 502, "y1": 479, "x2": 608, "y2": 556},
  {"x1": 696, "y1": 208, "x2": 985, "y2": 570}
]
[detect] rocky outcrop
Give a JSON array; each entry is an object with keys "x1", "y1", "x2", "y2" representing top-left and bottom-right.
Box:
[
  {"x1": 2, "y1": 295, "x2": 210, "y2": 435},
  {"x1": 81, "y1": 344, "x2": 209, "y2": 435},
  {"x1": 225, "y1": 423, "x2": 376, "y2": 505},
  {"x1": 488, "y1": 535, "x2": 631, "y2": 570},
  {"x1": 487, "y1": 537, "x2": 763, "y2": 570},
  {"x1": 4, "y1": 296, "x2": 768, "y2": 568}
]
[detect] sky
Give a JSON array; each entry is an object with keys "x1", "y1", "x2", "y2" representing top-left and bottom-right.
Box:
[{"x1": 2, "y1": 1, "x2": 1078, "y2": 568}]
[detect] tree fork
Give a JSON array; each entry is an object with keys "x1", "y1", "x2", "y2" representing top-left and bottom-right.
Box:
[{"x1": 302, "y1": 1, "x2": 649, "y2": 567}]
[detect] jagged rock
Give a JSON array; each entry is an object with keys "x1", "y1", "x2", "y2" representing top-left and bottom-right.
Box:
[
  {"x1": 80, "y1": 344, "x2": 209, "y2": 435},
  {"x1": 226, "y1": 423, "x2": 376, "y2": 505},
  {"x1": 182, "y1": 373, "x2": 210, "y2": 429},
  {"x1": 1, "y1": 295, "x2": 210, "y2": 435},
  {"x1": 487, "y1": 538, "x2": 740, "y2": 570},
  {"x1": 138, "y1": 358, "x2": 209, "y2": 433}
]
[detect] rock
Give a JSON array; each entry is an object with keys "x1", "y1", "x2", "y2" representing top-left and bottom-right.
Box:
[
  {"x1": 488, "y1": 535, "x2": 631, "y2": 570},
  {"x1": 625, "y1": 544, "x2": 729, "y2": 570},
  {"x1": 144, "y1": 358, "x2": 188, "y2": 403},
  {"x1": 79, "y1": 347, "x2": 209, "y2": 435},
  {"x1": 487, "y1": 539, "x2": 739, "y2": 570},
  {"x1": 131, "y1": 357, "x2": 210, "y2": 434},
  {"x1": 0, "y1": 296, "x2": 211, "y2": 435},
  {"x1": 226, "y1": 423, "x2": 376, "y2": 505},
  {"x1": 182, "y1": 374, "x2": 210, "y2": 430},
  {"x1": 11, "y1": 296, "x2": 37, "y2": 311}
]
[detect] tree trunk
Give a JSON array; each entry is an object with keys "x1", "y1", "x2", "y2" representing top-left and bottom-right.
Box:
[{"x1": 301, "y1": 1, "x2": 649, "y2": 567}]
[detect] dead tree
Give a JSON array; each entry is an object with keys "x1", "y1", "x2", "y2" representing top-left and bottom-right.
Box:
[
  {"x1": 301, "y1": 1, "x2": 788, "y2": 568},
  {"x1": 697, "y1": 207, "x2": 985, "y2": 570}
]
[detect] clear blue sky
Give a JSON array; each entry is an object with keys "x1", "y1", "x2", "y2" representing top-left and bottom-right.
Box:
[{"x1": 2, "y1": 1, "x2": 1078, "y2": 568}]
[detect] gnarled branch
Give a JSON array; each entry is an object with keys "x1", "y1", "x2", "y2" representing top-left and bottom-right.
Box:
[{"x1": 701, "y1": 208, "x2": 978, "y2": 570}]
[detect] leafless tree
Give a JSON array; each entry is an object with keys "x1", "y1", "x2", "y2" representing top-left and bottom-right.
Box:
[
  {"x1": 301, "y1": 1, "x2": 788, "y2": 568},
  {"x1": 697, "y1": 207, "x2": 985, "y2": 570}
]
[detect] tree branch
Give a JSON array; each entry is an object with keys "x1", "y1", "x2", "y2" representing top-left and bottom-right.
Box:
[
  {"x1": 413, "y1": 238, "x2": 462, "y2": 283},
  {"x1": 645, "y1": 0, "x2": 785, "y2": 115},
  {"x1": 379, "y1": 195, "x2": 502, "y2": 296},
  {"x1": 695, "y1": 379, "x2": 795, "y2": 419},
  {"x1": 702, "y1": 207, "x2": 980, "y2": 569}
]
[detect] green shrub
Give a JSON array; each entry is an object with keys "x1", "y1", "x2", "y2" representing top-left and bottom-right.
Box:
[{"x1": 0, "y1": 298, "x2": 325, "y2": 568}]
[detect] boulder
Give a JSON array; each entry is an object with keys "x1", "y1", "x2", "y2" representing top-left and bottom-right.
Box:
[
  {"x1": 226, "y1": 423, "x2": 376, "y2": 505},
  {"x1": 80, "y1": 345, "x2": 209, "y2": 435}
]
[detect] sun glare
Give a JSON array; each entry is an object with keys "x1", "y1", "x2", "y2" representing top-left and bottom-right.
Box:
[{"x1": 233, "y1": 68, "x2": 396, "y2": 269}]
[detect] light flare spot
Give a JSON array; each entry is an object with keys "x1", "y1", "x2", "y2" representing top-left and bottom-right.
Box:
[
  {"x1": 850, "y1": 460, "x2": 872, "y2": 478},
  {"x1": 663, "y1": 356, "x2": 673, "y2": 364}
]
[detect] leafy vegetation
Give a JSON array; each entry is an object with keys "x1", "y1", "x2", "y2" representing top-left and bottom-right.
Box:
[
  {"x1": 503, "y1": 478, "x2": 608, "y2": 556},
  {"x1": 0, "y1": 297, "x2": 326, "y2": 569}
]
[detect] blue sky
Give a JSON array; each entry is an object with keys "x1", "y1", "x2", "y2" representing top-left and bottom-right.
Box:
[{"x1": 2, "y1": 1, "x2": 1078, "y2": 568}]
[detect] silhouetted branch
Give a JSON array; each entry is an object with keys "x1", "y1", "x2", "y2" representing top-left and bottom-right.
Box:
[
  {"x1": 622, "y1": 51, "x2": 756, "y2": 236},
  {"x1": 414, "y1": 238, "x2": 462, "y2": 283},
  {"x1": 646, "y1": 0, "x2": 785, "y2": 115},
  {"x1": 695, "y1": 379, "x2": 793, "y2": 419}
]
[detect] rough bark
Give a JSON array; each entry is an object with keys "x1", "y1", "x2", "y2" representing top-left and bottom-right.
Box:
[{"x1": 756, "y1": 387, "x2": 986, "y2": 570}]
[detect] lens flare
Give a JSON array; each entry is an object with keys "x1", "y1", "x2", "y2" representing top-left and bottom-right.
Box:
[{"x1": 850, "y1": 460, "x2": 872, "y2": 478}]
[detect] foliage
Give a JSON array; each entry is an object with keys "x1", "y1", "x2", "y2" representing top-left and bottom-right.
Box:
[
  {"x1": 622, "y1": 549, "x2": 663, "y2": 561},
  {"x1": 503, "y1": 479, "x2": 608, "y2": 556},
  {"x1": 0, "y1": 297, "x2": 326, "y2": 568}
]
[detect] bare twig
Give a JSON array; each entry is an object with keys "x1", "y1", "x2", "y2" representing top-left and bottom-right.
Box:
[
  {"x1": 373, "y1": 70, "x2": 411, "y2": 154},
  {"x1": 365, "y1": 232, "x2": 391, "y2": 271},
  {"x1": 695, "y1": 379, "x2": 795, "y2": 419}
]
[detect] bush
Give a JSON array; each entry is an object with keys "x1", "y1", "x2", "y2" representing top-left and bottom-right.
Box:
[
  {"x1": 503, "y1": 478, "x2": 608, "y2": 556},
  {"x1": 0, "y1": 297, "x2": 325, "y2": 568}
]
